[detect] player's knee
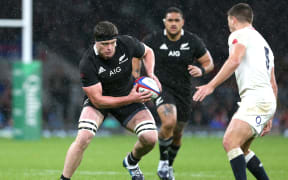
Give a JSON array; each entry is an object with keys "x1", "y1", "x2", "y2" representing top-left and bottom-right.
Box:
[
  {"x1": 158, "y1": 104, "x2": 177, "y2": 131},
  {"x1": 222, "y1": 136, "x2": 234, "y2": 152},
  {"x1": 75, "y1": 119, "x2": 98, "y2": 150},
  {"x1": 134, "y1": 120, "x2": 158, "y2": 147},
  {"x1": 161, "y1": 118, "x2": 177, "y2": 132},
  {"x1": 74, "y1": 134, "x2": 93, "y2": 150},
  {"x1": 139, "y1": 130, "x2": 158, "y2": 148}
]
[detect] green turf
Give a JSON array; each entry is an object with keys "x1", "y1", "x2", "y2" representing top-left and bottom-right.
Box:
[{"x1": 0, "y1": 135, "x2": 287, "y2": 180}]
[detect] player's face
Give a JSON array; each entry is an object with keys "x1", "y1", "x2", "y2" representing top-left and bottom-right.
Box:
[
  {"x1": 228, "y1": 16, "x2": 236, "y2": 33},
  {"x1": 164, "y1": 12, "x2": 184, "y2": 36},
  {"x1": 96, "y1": 39, "x2": 117, "y2": 59}
]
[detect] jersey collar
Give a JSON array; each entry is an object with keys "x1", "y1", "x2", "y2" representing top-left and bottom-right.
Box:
[{"x1": 163, "y1": 29, "x2": 184, "y2": 36}]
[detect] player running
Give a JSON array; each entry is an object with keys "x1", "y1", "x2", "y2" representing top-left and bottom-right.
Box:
[
  {"x1": 193, "y1": 3, "x2": 277, "y2": 180},
  {"x1": 143, "y1": 7, "x2": 214, "y2": 180},
  {"x1": 60, "y1": 21, "x2": 161, "y2": 180}
]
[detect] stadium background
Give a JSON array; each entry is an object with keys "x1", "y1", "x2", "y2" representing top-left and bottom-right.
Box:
[
  {"x1": 0, "y1": 1, "x2": 288, "y2": 179},
  {"x1": 1, "y1": 0, "x2": 287, "y2": 136}
]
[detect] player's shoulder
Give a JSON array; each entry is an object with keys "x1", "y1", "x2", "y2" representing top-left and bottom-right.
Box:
[
  {"x1": 80, "y1": 46, "x2": 94, "y2": 61},
  {"x1": 117, "y1": 35, "x2": 138, "y2": 44},
  {"x1": 118, "y1": 35, "x2": 143, "y2": 49},
  {"x1": 79, "y1": 46, "x2": 96, "y2": 67},
  {"x1": 117, "y1": 35, "x2": 130, "y2": 41},
  {"x1": 230, "y1": 27, "x2": 256, "y2": 38},
  {"x1": 228, "y1": 27, "x2": 254, "y2": 45},
  {"x1": 183, "y1": 30, "x2": 203, "y2": 41}
]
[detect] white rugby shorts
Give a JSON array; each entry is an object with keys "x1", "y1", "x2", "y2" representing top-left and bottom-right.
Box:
[{"x1": 232, "y1": 101, "x2": 276, "y2": 135}]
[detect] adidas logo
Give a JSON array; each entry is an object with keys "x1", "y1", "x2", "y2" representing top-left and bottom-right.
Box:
[
  {"x1": 160, "y1": 43, "x2": 168, "y2": 50},
  {"x1": 180, "y1": 43, "x2": 190, "y2": 50},
  {"x1": 98, "y1": 66, "x2": 106, "y2": 74}
]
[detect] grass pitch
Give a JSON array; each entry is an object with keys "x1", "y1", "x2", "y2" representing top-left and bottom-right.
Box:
[{"x1": 0, "y1": 135, "x2": 287, "y2": 180}]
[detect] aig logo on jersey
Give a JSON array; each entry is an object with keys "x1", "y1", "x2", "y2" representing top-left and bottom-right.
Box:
[
  {"x1": 168, "y1": 50, "x2": 180, "y2": 57},
  {"x1": 110, "y1": 67, "x2": 121, "y2": 76}
]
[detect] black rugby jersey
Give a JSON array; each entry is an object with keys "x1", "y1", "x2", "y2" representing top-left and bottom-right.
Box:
[
  {"x1": 79, "y1": 35, "x2": 145, "y2": 97},
  {"x1": 143, "y1": 30, "x2": 207, "y2": 95}
]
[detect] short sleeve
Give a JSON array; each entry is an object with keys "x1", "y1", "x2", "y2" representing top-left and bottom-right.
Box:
[
  {"x1": 123, "y1": 35, "x2": 145, "y2": 58},
  {"x1": 193, "y1": 35, "x2": 207, "y2": 59},
  {"x1": 228, "y1": 30, "x2": 249, "y2": 48},
  {"x1": 79, "y1": 58, "x2": 99, "y2": 87}
]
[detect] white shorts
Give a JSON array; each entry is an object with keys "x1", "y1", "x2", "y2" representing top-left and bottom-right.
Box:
[{"x1": 232, "y1": 101, "x2": 276, "y2": 136}]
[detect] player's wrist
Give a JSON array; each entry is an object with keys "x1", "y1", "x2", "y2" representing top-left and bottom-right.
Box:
[
  {"x1": 126, "y1": 94, "x2": 135, "y2": 104},
  {"x1": 147, "y1": 73, "x2": 155, "y2": 79},
  {"x1": 198, "y1": 66, "x2": 205, "y2": 76},
  {"x1": 210, "y1": 83, "x2": 217, "y2": 90}
]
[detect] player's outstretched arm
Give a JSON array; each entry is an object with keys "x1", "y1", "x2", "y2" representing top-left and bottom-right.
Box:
[
  {"x1": 82, "y1": 83, "x2": 152, "y2": 109},
  {"x1": 193, "y1": 43, "x2": 246, "y2": 102}
]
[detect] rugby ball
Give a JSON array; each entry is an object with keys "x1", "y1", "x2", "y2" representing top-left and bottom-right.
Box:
[{"x1": 135, "y1": 76, "x2": 160, "y2": 99}]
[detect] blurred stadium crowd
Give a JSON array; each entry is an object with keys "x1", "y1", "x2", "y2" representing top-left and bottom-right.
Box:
[{"x1": 0, "y1": 0, "x2": 288, "y2": 135}]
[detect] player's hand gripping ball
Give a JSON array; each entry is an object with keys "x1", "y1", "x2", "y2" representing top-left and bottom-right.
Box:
[{"x1": 135, "y1": 76, "x2": 160, "y2": 100}]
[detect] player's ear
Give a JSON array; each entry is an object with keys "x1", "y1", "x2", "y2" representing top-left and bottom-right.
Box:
[
  {"x1": 162, "y1": 18, "x2": 166, "y2": 25},
  {"x1": 231, "y1": 16, "x2": 237, "y2": 25}
]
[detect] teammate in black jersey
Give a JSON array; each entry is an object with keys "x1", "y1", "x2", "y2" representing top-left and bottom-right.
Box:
[
  {"x1": 60, "y1": 21, "x2": 161, "y2": 180},
  {"x1": 143, "y1": 7, "x2": 214, "y2": 180}
]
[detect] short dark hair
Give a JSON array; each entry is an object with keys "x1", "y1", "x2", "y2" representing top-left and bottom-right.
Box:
[
  {"x1": 93, "y1": 21, "x2": 118, "y2": 41},
  {"x1": 227, "y1": 3, "x2": 253, "y2": 23},
  {"x1": 165, "y1": 7, "x2": 183, "y2": 18}
]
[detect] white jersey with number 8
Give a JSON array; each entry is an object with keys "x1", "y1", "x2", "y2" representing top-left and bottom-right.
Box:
[{"x1": 228, "y1": 27, "x2": 275, "y2": 102}]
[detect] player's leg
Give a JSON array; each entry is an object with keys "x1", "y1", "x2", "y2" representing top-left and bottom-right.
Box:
[
  {"x1": 242, "y1": 137, "x2": 269, "y2": 180},
  {"x1": 169, "y1": 121, "x2": 186, "y2": 162},
  {"x1": 159, "y1": 121, "x2": 185, "y2": 180},
  {"x1": 61, "y1": 106, "x2": 104, "y2": 180},
  {"x1": 157, "y1": 103, "x2": 177, "y2": 179},
  {"x1": 126, "y1": 109, "x2": 158, "y2": 159},
  {"x1": 123, "y1": 108, "x2": 158, "y2": 179},
  {"x1": 228, "y1": 101, "x2": 276, "y2": 180},
  {"x1": 223, "y1": 118, "x2": 254, "y2": 180},
  {"x1": 169, "y1": 99, "x2": 190, "y2": 165}
]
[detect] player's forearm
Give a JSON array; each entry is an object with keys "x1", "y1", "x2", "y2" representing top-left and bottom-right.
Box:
[
  {"x1": 132, "y1": 58, "x2": 142, "y2": 79},
  {"x1": 202, "y1": 60, "x2": 214, "y2": 74},
  {"x1": 200, "y1": 51, "x2": 214, "y2": 74},
  {"x1": 209, "y1": 57, "x2": 239, "y2": 89},
  {"x1": 89, "y1": 95, "x2": 133, "y2": 109},
  {"x1": 142, "y1": 47, "x2": 155, "y2": 78}
]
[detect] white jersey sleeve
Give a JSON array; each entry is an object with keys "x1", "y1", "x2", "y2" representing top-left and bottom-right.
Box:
[{"x1": 228, "y1": 27, "x2": 275, "y2": 102}]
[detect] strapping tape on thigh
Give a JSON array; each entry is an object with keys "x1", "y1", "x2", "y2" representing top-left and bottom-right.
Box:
[
  {"x1": 78, "y1": 119, "x2": 98, "y2": 136},
  {"x1": 134, "y1": 120, "x2": 156, "y2": 136}
]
